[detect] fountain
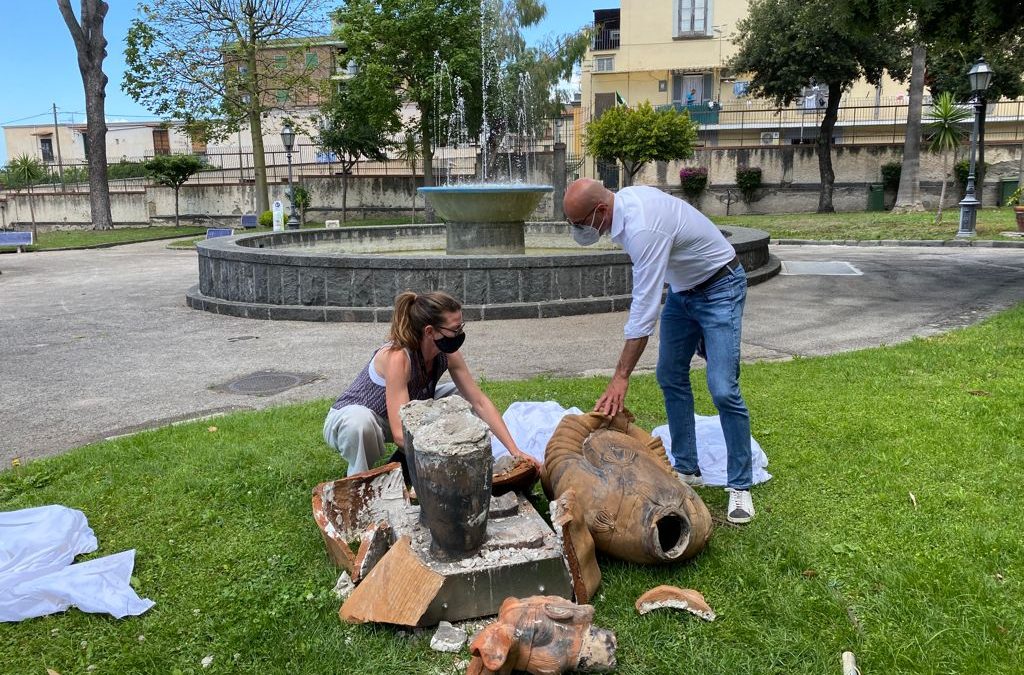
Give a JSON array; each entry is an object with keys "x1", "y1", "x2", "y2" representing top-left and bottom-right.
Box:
[{"x1": 185, "y1": 0, "x2": 779, "y2": 321}]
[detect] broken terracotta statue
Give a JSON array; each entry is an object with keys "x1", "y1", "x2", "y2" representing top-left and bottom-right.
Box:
[
  {"x1": 468, "y1": 596, "x2": 616, "y2": 675},
  {"x1": 542, "y1": 411, "x2": 713, "y2": 566}
]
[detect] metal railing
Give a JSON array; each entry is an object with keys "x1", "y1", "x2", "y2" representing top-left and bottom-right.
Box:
[{"x1": 592, "y1": 28, "x2": 620, "y2": 51}]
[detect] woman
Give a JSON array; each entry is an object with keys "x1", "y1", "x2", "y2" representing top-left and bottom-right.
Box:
[{"x1": 323, "y1": 291, "x2": 538, "y2": 478}]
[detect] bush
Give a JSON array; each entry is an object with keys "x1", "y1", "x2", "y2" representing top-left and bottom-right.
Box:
[
  {"x1": 679, "y1": 166, "x2": 708, "y2": 202},
  {"x1": 735, "y1": 166, "x2": 762, "y2": 202},
  {"x1": 107, "y1": 160, "x2": 149, "y2": 180},
  {"x1": 259, "y1": 210, "x2": 273, "y2": 227},
  {"x1": 954, "y1": 159, "x2": 990, "y2": 188},
  {"x1": 880, "y1": 162, "x2": 902, "y2": 191}
]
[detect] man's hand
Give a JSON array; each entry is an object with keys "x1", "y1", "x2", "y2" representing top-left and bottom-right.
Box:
[{"x1": 595, "y1": 374, "x2": 629, "y2": 416}]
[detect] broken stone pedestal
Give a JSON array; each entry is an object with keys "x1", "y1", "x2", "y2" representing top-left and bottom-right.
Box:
[{"x1": 313, "y1": 464, "x2": 572, "y2": 626}]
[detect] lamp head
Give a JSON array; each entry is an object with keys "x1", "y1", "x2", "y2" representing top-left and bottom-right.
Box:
[
  {"x1": 280, "y1": 124, "x2": 295, "y2": 152},
  {"x1": 967, "y1": 58, "x2": 993, "y2": 94}
]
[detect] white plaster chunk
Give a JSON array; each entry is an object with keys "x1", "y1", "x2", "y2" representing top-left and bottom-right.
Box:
[
  {"x1": 429, "y1": 621, "x2": 468, "y2": 652},
  {"x1": 332, "y1": 571, "x2": 355, "y2": 599}
]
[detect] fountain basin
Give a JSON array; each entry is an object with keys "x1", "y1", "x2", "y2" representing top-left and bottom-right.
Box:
[
  {"x1": 186, "y1": 223, "x2": 779, "y2": 322},
  {"x1": 419, "y1": 184, "x2": 553, "y2": 255}
]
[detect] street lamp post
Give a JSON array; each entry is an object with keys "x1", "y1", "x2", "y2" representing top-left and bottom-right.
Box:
[
  {"x1": 280, "y1": 124, "x2": 300, "y2": 229},
  {"x1": 957, "y1": 57, "x2": 994, "y2": 238}
]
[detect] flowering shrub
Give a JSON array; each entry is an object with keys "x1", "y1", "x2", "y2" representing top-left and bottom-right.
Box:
[{"x1": 679, "y1": 166, "x2": 708, "y2": 202}]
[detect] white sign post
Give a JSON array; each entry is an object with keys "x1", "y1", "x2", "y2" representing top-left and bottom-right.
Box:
[{"x1": 272, "y1": 200, "x2": 285, "y2": 232}]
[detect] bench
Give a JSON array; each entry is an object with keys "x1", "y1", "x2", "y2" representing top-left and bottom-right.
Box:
[
  {"x1": 0, "y1": 230, "x2": 34, "y2": 252},
  {"x1": 206, "y1": 228, "x2": 234, "y2": 239},
  {"x1": 240, "y1": 214, "x2": 258, "y2": 229}
]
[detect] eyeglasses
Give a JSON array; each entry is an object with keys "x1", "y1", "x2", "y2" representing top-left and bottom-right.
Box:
[
  {"x1": 566, "y1": 203, "x2": 600, "y2": 228},
  {"x1": 434, "y1": 322, "x2": 466, "y2": 337}
]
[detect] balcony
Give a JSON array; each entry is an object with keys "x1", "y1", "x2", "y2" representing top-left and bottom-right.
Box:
[{"x1": 592, "y1": 28, "x2": 620, "y2": 51}]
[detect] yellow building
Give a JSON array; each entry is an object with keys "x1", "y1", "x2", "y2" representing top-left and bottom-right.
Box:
[{"x1": 579, "y1": 0, "x2": 1023, "y2": 160}]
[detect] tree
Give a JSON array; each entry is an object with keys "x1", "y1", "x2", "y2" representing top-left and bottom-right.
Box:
[
  {"x1": 394, "y1": 130, "x2": 423, "y2": 221},
  {"x1": 317, "y1": 75, "x2": 399, "y2": 222},
  {"x1": 8, "y1": 155, "x2": 48, "y2": 242},
  {"x1": 924, "y1": 92, "x2": 971, "y2": 224},
  {"x1": 58, "y1": 0, "x2": 113, "y2": 230},
  {"x1": 334, "y1": 0, "x2": 587, "y2": 187},
  {"x1": 917, "y1": 0, "x2": 1024, "y2": 205},
  {"x1": 893, "y1": 44, "x2": 927, "y2": 213},
  {"x1": 123, "y1": 0, "x2": 329, "y2": 216},
  {"x1": 584, "y1": 102, "x2": 698, "y2": 187},
  {"x1": 144, "y1": 154, "x2": 205, "y2": 226},
  {"x1": 731, "y1": 0, "x2": 905, "y2": 212}
]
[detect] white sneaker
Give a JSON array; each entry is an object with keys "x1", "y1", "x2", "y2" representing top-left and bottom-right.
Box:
[
  {"x1": 726, "y1": 488, "x2": 755, "y2": 524},
  {"x1": 676, "y1": 471, "x2": 705, "y2": 488}
]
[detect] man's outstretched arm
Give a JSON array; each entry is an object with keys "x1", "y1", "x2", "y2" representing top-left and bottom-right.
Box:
[{"x1": 595, "y1": 336, "x2": 648, "y2": 415}]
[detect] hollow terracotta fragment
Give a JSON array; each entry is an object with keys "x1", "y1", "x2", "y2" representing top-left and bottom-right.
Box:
[
  {"x1": 635, "y1": 585, "x2": 716, "y2": 622},
  {"x1": 339, "y1": 536, "x2": 445, "y2": 626},
  {"x1": 467, "y1": 596, "x2": 616, "y2": 675},
  {"x1": 492, "y1": 454, "x2": 540, "y2": 496},
  {"x1": 550, "y1": 489, "x2": 600, "y2": 604},
  {"x1": 542, "y1": 411, "x2": 712, "y2": 564}
]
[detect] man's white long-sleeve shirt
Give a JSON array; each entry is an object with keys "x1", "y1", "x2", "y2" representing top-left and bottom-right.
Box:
[{"x1": 610, "y1": 186, "x2": 736, "y2": 339}]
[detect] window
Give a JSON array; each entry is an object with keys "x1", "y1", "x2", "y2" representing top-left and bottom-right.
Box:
[
  {"x1": 675, "y1": 0, "x2": 708, "y2": 37},
  {"x1": 595, "y1": 56, "x2": 614, "y2": 72},
  {"x1": 275, "y1": 89, "x2": 290, "y2": 103},
  {"x1": 40, "y1": 137, "x2": 54, "y2": 163},
  {"x1": 152, "y1": 129, "x2": 170, "y2": 156},
  {"x1": 305, "y1": 52, "x2": 319, "y2": 68}
]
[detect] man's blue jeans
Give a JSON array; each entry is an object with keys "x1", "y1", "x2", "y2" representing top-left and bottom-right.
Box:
[{"x1": 656, "y1": 265, "x2": 752, "y2": 490}]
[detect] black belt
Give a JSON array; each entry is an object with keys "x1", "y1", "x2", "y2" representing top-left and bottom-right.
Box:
[{"x1": 683, "y1": 256, "x2": 739, "y2": 294}]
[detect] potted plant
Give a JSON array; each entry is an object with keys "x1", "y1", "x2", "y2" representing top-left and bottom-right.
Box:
[
  {"x1": 679, "y1": 166, "x2": 708, "y2": 203},
  {"x1": 1008, "y1": 185, "x2": 1024, "y2": 231}
]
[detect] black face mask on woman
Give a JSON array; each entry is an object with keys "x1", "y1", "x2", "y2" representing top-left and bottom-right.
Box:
[{"x1": 434, "y1": 331, "x2": 466, "y2": 354}]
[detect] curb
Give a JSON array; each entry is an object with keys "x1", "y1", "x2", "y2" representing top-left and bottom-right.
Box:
[{"x1": 771, "y1": 238, "x2": 1024, "y2": 248}]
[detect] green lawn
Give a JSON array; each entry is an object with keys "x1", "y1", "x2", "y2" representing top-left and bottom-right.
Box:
[
  {"x1": 1, "y1": 226, "x2": 206, "y2": 252},
  {"x1": 2, "y1": 307, "x2": 1023, "y2": 674},
  {"x1": 715, "y1": 207, "x2": 1020, "y2": 241},
  {"x1": 165, "y1": 219, "x2": 420, "y2": 249}
]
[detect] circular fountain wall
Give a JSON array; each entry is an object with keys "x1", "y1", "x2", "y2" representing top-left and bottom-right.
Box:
[{"x1": 186, "y1": 223, "x2": 779, "y2": 322}]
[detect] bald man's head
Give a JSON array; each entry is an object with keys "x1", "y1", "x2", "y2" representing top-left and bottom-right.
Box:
[{"x1": 564, "y1": 178, "x2": 613, "y2": 232}]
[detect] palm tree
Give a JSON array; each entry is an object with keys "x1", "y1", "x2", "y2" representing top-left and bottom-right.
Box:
[
  {"x1": 394, "y1": 130, "x2": 421, "y2": 223},
  {"x1": 924, "y1": 92, "x2": 971, "y2": 225},
  {"x1": 8, "y1": 155, "x2": 47, "y2": 241}
]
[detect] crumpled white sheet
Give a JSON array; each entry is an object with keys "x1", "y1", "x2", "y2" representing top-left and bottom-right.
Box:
[
  {"x1": 491, "y1": 402, "x2": 771, "y2": 487},
  {"x1": 652, "y1": 416, "x2": 772, "y2": 487},
  {"x1": 0, "y1": 505, "x2": 155, "y2": 622}
]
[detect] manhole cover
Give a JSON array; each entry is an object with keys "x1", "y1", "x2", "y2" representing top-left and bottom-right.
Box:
[
  {"x1": 213, "y1": 371, "x2": 320, "y2": 396},
  {"x1": 780, "y1": 261, "x2": 863, "y2": 276}
]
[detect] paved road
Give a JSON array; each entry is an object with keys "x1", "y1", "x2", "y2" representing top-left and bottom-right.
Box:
[{"x1": 2, "y1": 240, "x2": 1022, "y2": 464}]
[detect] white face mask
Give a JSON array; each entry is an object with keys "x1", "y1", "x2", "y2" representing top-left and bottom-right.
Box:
[{"x1": 571, "y1": 224, "x2": 601, "y2": 246}]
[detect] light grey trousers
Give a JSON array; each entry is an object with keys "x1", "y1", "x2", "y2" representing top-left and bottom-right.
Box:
[{"x1": 323, "y1": 382, "x2": 458, "y2": 476}]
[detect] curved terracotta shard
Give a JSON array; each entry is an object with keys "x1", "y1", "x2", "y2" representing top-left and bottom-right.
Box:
[
  {"x1": 635, "y1": 585, "x2": 716, "y2": 622},
  {"x1": 542, "y1": 411, "x2": 713, "y2": 564},
  {"x1": 550, "y1": 488, "x2": 601, "y2": 603}
]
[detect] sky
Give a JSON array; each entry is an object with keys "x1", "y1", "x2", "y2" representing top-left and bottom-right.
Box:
[{"x1": 0, "y1": 1, "x2": 616, "y2": 164}]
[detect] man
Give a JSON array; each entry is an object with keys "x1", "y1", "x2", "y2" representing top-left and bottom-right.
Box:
[{"x1": 563, "y1": 178, "x2": 755, "y2": 524}]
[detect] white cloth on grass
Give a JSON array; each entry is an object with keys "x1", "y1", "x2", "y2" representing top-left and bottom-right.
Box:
[
  {"x1": 490, "y1": 402, "x2": 771, "y2": 487},
  {"x1": 0, "y1": 505, "x2": 155, "y2": 622},
  {"x1": 652, "y1": 415, "x2": 772, "y2": 487}
]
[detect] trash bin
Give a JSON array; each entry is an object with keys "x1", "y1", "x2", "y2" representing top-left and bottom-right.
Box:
[
  {"x1": 867, "y1": 183, "x2": 885, "y2": 211},
  {"x1": 998, "y1": 178, "x2": 1020, "y2": 206}
]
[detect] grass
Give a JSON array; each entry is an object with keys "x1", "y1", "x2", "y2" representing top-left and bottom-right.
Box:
[
  {"x1": 714, "y1": 207, "x2": 1019, "y2": 240},
  {"x1": 0, "y1": 226, "x2": 207, "y2": 252},
  {"x1": 2, "y1": 307, "x2": 1024, "y2": 673}
]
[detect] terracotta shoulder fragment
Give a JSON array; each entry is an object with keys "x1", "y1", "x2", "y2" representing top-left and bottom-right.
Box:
[
  {"x1": 339, "y1": 536, "x2": 444, "y2": 626},
  {"x1": 635, "y1": 585, "x2": 716, "y2": 621},
  {"x1": 550, "y1": 489, "x2": 601, "y2": 604}
]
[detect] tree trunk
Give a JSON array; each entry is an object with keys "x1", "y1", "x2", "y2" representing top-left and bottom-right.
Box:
[
  {"x1": 58, "y1": 0, "x2": 113, "y2": 230},
  {"x1": 936, "y1": 151, "x2": 949, "y2": 224},
  {"x1": 621, "y1": 161, "x2": 634, "y2": 187},
  {"x1": 245, "y1": 45, "x2": 270, "y2": 215},
  {"x1": 27, "y1": 185, "x2": 37, "y2": 243},
  {"x1": 174, "y1": 187, "x2": 180, "y2": 227},
  {"x1": 893, "y1": 44, "x2": 926, "y2": 213},
  {"x1": 342, "y1": 169, "x2": 349, "y2": 223},
  {"x1": 816, "y1": 83, "x2": 842, "y2": 213},
  {"x1": 420, "y1": 119, "x2": 436, "y2": 222}
]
